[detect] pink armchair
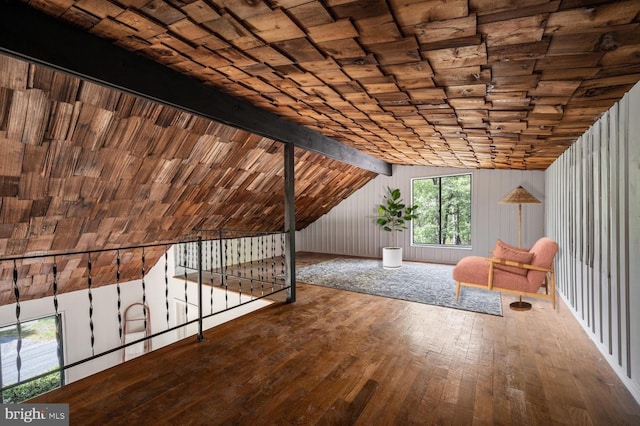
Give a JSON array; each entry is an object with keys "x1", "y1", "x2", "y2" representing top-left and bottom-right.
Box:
[{"x1": 453, "y1": 237, "x2": 559, "y2": 309}]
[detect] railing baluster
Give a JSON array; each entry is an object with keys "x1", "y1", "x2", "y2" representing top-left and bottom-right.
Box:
[
  {"x1": 218, "y1": 230, "x2": 224, "y2": 292},
  {"x1": 243, "y1": 237, "x2": 247, "y2": 295},
  {"x1": 250, "y1": 236, "x2": 254, "y2": 298},
  {"x1": 88, "y1": 253, "x2": 95, "y2": 356},
  {"x1": 13, "y1": 260, "x2": 22, "y2": 383},
  {"x1": 183, "y1": 243, "x2": 188, "y2": 324},
  {"x1": 52, "y1": 257, "x2": 64, "y2": 385},
  {"x1": 197, "y1": 237, "x2": 203, "y2": 342},
  {"x1": 191, "y1": 242, "x2": 196, "y2": 269},
  {"x1": 281, "y1": 233, "x2": 286, "y2": 288},
  {"x1": 165, "y1": 248, "x2": 169, "y2": 327},
  {"x1": 237, "y1": 235, "x2": 242, "y2": 303},
  {"x1": 141, "y1": 247, "x2": 147, "y2": 336},
  {"x1": 209, "y1": 239, "x2": 214, "y2": 314},
  {"x1": 271, "y1": 233, "x2": 276, "y2": 291},
  {"x1": 117, "y1": 251, "x2": 122, "y2": 341},
  {"x1": 260, "y1": 234, "x2": 265, "y2": 295},
  {"x1": 224, "y1": 236, "x2": 229, "y2": 309}
]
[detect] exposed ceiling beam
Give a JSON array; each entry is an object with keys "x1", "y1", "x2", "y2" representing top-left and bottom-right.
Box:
[{"x1": 0, "y1": 1, "x2": 391, "y2": 176}]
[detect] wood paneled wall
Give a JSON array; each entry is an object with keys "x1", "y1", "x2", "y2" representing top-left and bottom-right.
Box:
[
  {"x1": 546, "y1": 81, "x2": 640, "y2": 403},
  {"x1": 296, "y1": 166, "x2": 545, "y2": 265}
]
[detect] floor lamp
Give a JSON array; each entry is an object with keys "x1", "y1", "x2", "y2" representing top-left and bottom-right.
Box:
[{"x1": 499, "y1": 185, "x2": 541, "y2": 310}]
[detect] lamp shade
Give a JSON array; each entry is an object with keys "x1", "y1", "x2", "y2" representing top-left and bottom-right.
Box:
[{"x1": 499, "y1": 185, "x2": 541, "y2": 205}]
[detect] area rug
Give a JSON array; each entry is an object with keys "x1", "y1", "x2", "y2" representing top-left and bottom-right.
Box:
[{"x1": 296, "y1": 258, "x2": 502, "y2": 316}]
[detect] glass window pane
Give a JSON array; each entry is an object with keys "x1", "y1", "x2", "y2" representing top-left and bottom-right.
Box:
[
  {"x1": 1, "y1": 315, "x2": 62, "y2": 402},
  {"x1": 412, "y1": 174, "x2": 471, "y2": 247}
]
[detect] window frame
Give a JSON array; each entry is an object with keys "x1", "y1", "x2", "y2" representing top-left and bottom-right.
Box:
[{"x1": 410, "y1": 172, "x2": 473, "y2": 249}]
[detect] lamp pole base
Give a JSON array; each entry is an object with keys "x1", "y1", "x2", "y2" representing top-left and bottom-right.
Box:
[
  {"x1": 509, "y1": 300, "x2": 532, "y2": 311},
  {"x1": 510, "y1": 295, "x2": 532, "y2": 311}
]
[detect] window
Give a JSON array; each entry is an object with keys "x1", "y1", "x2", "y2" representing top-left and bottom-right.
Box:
[
  {"x1": 0, "y1": 315, "x2": 63, "y2": 403},
  {"x1": 412, "y1": 174, "x2": 471, "y2": 246}
]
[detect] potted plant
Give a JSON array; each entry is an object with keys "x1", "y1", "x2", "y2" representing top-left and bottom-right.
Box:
[{"x1": 375, "y1": 187, "x2": 419, "y2": 269}]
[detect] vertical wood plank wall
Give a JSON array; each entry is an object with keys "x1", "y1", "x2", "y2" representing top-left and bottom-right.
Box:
[
  {"x1": 296, "y1": 167, "x2": 545, "y2": 265},
  {"x1": 546, "y1": 82, "x2": 640, "y2": 402}
]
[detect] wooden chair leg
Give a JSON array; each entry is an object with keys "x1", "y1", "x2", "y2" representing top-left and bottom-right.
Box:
[
  {"x1": 455, "y1": 282, "x2": 461, "y2": 301},
  {"x1": 550, "y1": 266, "x2": 556, "y2": 310}
]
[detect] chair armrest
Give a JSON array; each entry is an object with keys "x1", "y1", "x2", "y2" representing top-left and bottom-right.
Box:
[{"x1": 488, "y1": 257, "x2": 551, "y2": 273}]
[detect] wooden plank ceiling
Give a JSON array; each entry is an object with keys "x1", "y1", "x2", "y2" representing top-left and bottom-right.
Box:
[{"x1": 20, "y1": 0, "x2": 640, "y2": 170}]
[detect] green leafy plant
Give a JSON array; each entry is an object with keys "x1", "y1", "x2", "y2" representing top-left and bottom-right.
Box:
[
  {"x1": 2, "y1": 371, "x2": 62, "y2": 403},
  {"x1": 375, "y1": 187, "x2": 419, "y2": 247}
]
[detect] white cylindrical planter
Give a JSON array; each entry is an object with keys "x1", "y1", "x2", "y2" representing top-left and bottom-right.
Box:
[{"x1": 382, "y1": 247, "x2": 402, "y2": 269}]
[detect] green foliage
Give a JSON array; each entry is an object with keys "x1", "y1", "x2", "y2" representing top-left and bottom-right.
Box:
[
  {"x1": 412, "y1": 175, "x2": 471, "y2": 246},
  {"x1": 375, "y1": 187, "x2": 419, "y2": 246},
  {"x1": 2, "y1": 371, "x2": 61, "y2": 403},
  {"x1": 0, "y1": 317, "x2": 56, "y2": 341}
]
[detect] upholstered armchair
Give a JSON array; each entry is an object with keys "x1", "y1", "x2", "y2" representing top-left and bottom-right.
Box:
[{"x1": 453, "y1": 237, "x2": 559, "y2": 309}]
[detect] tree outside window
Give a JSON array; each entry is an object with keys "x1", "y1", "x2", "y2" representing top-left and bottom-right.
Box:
[{"x1": 412, "y1": 174, "x2": 471, "y2": 246}]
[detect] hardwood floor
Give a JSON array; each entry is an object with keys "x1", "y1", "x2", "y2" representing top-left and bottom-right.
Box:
[{"x1": 31, "y1": 253, "x2": 640, "y2": 425}]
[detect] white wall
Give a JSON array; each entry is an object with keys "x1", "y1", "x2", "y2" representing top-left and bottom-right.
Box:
[
  {"x1": 546, "y1": 81, "x2": 640, "y2": 404},
  {"x1": 297, "y1": 167, "x2": 545, "y2": 264}
]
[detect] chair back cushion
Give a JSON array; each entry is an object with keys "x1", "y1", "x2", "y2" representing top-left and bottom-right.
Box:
[
  {"x1": 493, "y1": 239, "x2": 533, "y2": 276},
  {"x1": 527, "y1": 237, "x2": 559, "y2": 287}
]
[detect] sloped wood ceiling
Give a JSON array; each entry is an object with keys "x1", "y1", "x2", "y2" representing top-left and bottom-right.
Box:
[
  {"x1": 0, "y1": 55, "x2": 375, "y2": 303},
  {"x1": 21, "y1": 0, "x2": 640, "y2": 170}
]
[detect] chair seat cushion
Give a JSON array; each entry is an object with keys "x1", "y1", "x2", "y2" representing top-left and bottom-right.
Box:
[
  {"x1": 453, "y1": 256, "x2": 488, "y2": 283},
  {"x1": 453, "y1": 255, "x2": 534, "y2": 292}
]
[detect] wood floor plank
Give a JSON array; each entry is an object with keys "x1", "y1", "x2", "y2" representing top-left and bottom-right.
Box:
[
  {"x1": 473, "y1": 377, "x2": 495, "y2": 424},
  {"x1": 28, "y1": 253, "x2": 640, "y2": 425}
]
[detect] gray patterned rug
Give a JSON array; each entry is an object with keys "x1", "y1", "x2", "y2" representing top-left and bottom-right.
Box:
[{"x1": 297, "y1": 258, "x2": 502, "y2": 316}]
